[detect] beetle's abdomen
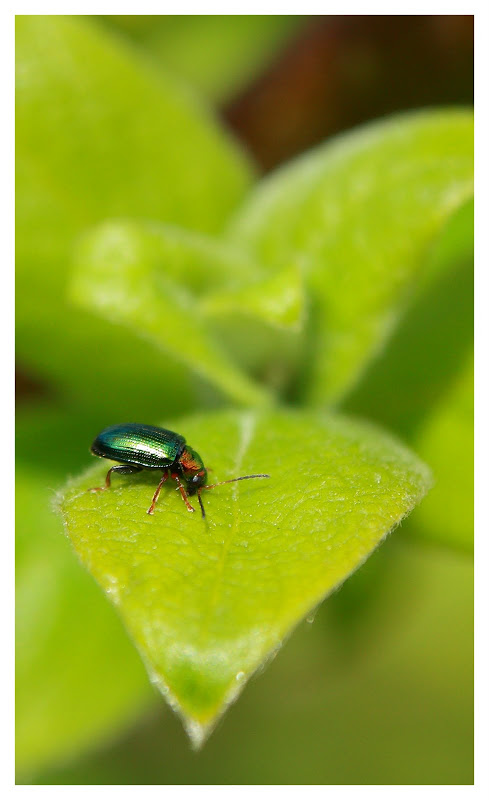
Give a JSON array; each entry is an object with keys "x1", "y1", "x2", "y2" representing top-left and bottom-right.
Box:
[{"x1": 91, "y1": 424, "x2": 186, "y2": 469}]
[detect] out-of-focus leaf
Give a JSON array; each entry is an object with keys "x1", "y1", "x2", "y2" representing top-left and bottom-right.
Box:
[
  {"x1": 71, "y1": 221, "x2": 272, "y2": 407},
  {"x1": 229, "y1": 110, "x2": 474, "y2": 405},
  {"x1": 16, "y1": 431, "x2": 153, "y2": 778},
  {"x1": 342, "y1": 200, "x2": 473, "y2": 550},
  {"x1": 58, "y1": 408, "x2": 431, "y2": 745},
  {"x1": 343, "y1": 199, "x2": 473, "y2": 437},
  {"x1": 405, "y1": 355, "x2": 473, "y2": 551},
  {"x1": 202, "y1": 264, "x2": 306, "y2": 392},
  {"x1": 100, "y1": 15, "x2": 303, "y2": 103},
  {"x1": 16, "y1": 15, "x2": 253, "y2": 413},
  {"x1": 202, "y1": 264, "x2": 305, "y2": 332},
  {"x1": 31, "y1": 538, "x2": 473, "y2": 785}
]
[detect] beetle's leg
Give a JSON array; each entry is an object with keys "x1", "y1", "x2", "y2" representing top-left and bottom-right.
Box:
[
  {"x1": 90, "y1": 464, "x2": 143, "y2": 492},
  {"x1": 147, "y1": 471, "x2": 169, "y2": 515},
  {"x1": 197, "y1": 489, "x2": 206, "y2": 518},
  {"x1": 171, "y1": 472, "x2": 195, "y2": 513}
]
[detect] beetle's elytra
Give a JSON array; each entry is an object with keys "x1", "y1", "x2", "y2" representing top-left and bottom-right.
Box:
[{"x1": 89, "y1": 423, "x2": 269, "y2": 518}]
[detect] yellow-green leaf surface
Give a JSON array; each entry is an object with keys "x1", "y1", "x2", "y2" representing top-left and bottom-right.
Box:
[
  {"x1": 59, "y1": 409, "x2": 431, "y2": 744},
  {"x1": 228, "y1": 110, "x2": 474, "y2": 404},
  {"x1": 71, "y1": 221, "x2": 271, "y2": 408},
  {"x1": 201, "y1": 264, "x2": 306, "y2": 393},
  {"x1": 16, "y1": 15, "x2": 253, "y2": 414},
  {"x1": 343, "y1": 199, "x2": 473, "y2": 437},
  {"x1": 342, "y1": 200, "x2": 473, "y2": 551},
  {"x1": 16, "y1": 465, "x2": 152, "y2": 779},
  {"x1": 71, "y1": 220, "x2": 304, "y2": 404},
  {"x1": 407, "y1": 355, "x2": 473, "y2": 551},
  {"x1": 202, "y1": 264, "x2": 305, "y2": 332},
  {"x1": 33, "y1": 539, "x2": 473, "y2": 785}
]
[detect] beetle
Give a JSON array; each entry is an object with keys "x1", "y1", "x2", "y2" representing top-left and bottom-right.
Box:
[{"x1": 89, "y1": 423, "x2": 269, "y2": 518}]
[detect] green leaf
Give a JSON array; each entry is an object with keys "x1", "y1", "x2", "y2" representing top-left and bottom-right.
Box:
[
  {"x1": 202, "y1": 264, "x2": 306, "y2": 393},
  {"x1": 16, "y1": 15, "x2": 253, "y2": 410},
  {"x1": 100, "y1": 15, "x2": 303, "y2": 103},
  {"x1": 58, "y1": 408, "x2": 431, "y2": 744},
  {"x1": 228, "y1": 109, "x2": 474, "y2": 404},
  {"x1": 202, "y1": 263, "x2": 305, "y2": 333},
  {"x1": 71, "y1": 221, "x2": 272, "y2": 407},
  {"x1": 16, "y1": 456, "x2": 152, "y2": 778},
  {"x1": 406, "y1": 355, "x2": 473, "y2": 551},
  {"x1": 341, "y1": 200, "x2": 473, "y2": 551},
  {"x1": 32, "y1": 538, "x2": 474, "y2": 785},
  {"x1": 343, "y1": 199, "x2": 473, "y2": 438}
]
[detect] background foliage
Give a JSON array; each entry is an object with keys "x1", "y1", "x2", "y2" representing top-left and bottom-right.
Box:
[{"x1": 16, "y1": 15, "x2": 473, "y2": 784}]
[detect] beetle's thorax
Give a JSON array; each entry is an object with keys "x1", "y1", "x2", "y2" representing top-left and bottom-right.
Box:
[{"x1": 177, "y1": 446, "x2": 207, "y2": 494}]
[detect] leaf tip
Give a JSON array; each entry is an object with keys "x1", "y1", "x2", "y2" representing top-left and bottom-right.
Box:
[{"x1": 184, "y1": 718, "x2": 214, "y2": 751}]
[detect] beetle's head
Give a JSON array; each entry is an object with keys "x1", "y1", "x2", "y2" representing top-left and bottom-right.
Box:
[{"x1": 178, "y1": 446, "x2": 207, "y2": 495}]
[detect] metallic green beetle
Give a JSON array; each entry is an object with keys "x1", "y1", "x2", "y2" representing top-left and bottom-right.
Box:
[{"x1": 90, "y1": 423, "x2": 269, "y2": 518}]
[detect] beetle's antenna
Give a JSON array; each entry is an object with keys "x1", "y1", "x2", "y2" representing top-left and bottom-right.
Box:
[{"x1": 202, "y1": 474, "x2": 270, "y2": 491}]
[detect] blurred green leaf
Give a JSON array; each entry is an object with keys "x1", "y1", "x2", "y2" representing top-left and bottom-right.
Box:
[
  {"x1": 16, "y1": 15, "x2": 253, "y2": 414},
  {"x1": 202, "y1": 264, "x2": 305, "y2": 332},
  {"x1": 343, "y1": 199, "x2": 473, "y2": 437},
  {"x1": 16, "y1": 447, "x2": 153, "y2": 778},
  {"x1": 100, "y1": 15, "x2": 304, "y2": 102},
  {"x1": 406, "y1": 355, "x2": 473, "y2": 551},
  {"x1": 32, "y1": 538, "x2": 473, "y2": 785},
  {"x1": 229, "y1": 110, "x2": 474, "y2": 405},
  {"x1": 202, "y1": 264, "x2": 306, "y2": 392},
  {"x1": 71, "y1": 219, "x2": 304, "y2": 404},
  {"x1": 58, "y1": 408, "x2": 431, "y2": 744},
  {"x1": 342, "y1": 200, "x2": 473, "y2": 550}
]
